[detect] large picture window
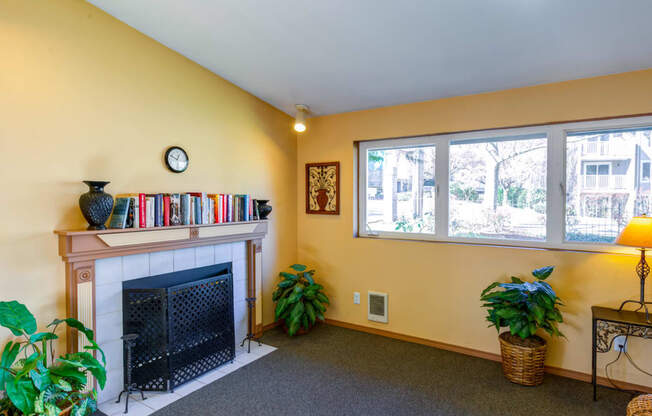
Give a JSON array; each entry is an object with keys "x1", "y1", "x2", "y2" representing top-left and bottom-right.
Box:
[
  {"x1": 358, "y1": 116, "x2": 652, "y2": 250},
  {"x1": 365, "y1": 145, "x2": 436, "y2": 234},
  {"x1": 449, "y1": 135, "x2": 547, "y2": 241},
  {"x1": 565, "y1": 127, "x2": 652, "y2": 243}
]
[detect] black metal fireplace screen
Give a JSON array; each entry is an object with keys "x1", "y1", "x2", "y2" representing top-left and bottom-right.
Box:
[{"x1": 122, "y1": 263, "x2": 235, "y2": 392}]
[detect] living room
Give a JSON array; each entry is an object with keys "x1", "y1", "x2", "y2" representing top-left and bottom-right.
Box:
[{"x1": 3, "y1": 1, "x2": 652, "y2": 415}]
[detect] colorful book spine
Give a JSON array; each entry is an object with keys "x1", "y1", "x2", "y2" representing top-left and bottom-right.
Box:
[
  {"x1": 190, "y1": 196, "x2": 195, "y2": 224},
  {"x1": 131, "y1": 196, "x2": 140, "y2": 228},
  {"x1": 194, "y1": 196, "x2": 202, "y2": 225},
  {"x1": 109, "y1": 197, "x2": 130, "y2": 229},
  {"x1": 203, "y1": 193, "x2": 209, "y2": 224},
  {"x1": 180, "y1": 194, "x2": 190, "y2": 225},
  {"x1": 146, "y1": 196, "x2": 155, "y2": 228},
  {"x1": 170, "y1": 193, "x2": 181, "y2": 226},
  {"x1": 163, "y1": 195, "x2": 170, "y2": 227},
  {"x1": 219, "y1": 194, "x2": 225, "y2": 223},
  {"x1": 227, "y1": 195, "x2": 233, "y2": 222},
  {"x1": 125, "y1": 198, "x2": 135, "y2": 228},
  {"x1": 253, "y1": 198, "x2": 259, "y2": 220},
  {"x1": 139, "y1": 194, "x2": 146, "y2": 228},
  {"x1": 154, "y1": 194, "x2": 161, "y2": 227}
]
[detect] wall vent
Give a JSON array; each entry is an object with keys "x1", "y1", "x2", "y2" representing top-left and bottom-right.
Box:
[{"x1": 368, "y1": 291, "x2": 388, "y2": 323}]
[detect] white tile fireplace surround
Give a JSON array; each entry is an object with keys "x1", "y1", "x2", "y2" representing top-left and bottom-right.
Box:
[{"x1": 93, "y1": 241, "x2": 270, "y2": 407}]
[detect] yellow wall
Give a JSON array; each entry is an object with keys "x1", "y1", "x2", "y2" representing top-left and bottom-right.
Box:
[
  {"x1": 297, "y1": 69, "x2": 652, "y2": 387},
  {"x1": 0, "y1": 0, "x2": 296, "y2": 346}
]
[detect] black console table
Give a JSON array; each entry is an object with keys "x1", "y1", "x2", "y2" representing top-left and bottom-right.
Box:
[{"x1": 592, "y1": 306, "x2": 652, "y2": 400}]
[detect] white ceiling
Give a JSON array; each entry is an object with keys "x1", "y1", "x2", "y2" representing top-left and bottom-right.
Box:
[{"x1": 88, "y1": 0, "x2": 652, "y2": 116}]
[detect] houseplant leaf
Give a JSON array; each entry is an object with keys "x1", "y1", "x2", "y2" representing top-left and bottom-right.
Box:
[
  {"x1": 30, "y1": 332, "x2": 58, "y2": 343},
  {"x1": 49, "y1": 318, "x2": 95, "y2": 344},
  {"x1": 57, "y1": 352, "x2": 107, "y2": 389},
  {"x1": 289, "y1": 264, "x2": 307, "y2": 272},
  {"x1": 278, "y1": 280, "x2": 294, "y2": 288},
  {"x1": 0, "y1": 301, "x2": 37, "y2": 336},
  {"x1": 0, "y1": 341, "x2": 20, "y2": 391},
  {"x1": 275, "y1": 298, "x2": 289, "y2": 319},
  {"x1": 48, "y1": 363, "x2": 87, "y2": 385},
  {"x1": 304, "y1": 272, "x2": 315, "y2": 285},
  {"x1": 532, "y1": 266, "x2": 554, "y2": 280},
  {"x1": 84, "y1": 342, "x2": 107, "y2": 367},
  {"x1": 481, "y1": 281, "x2": 500, "y2": 297},
  {"x1": 15, "y1": 351, "x2": 42, "y2": 382},
  {"x1": 305, "y1": 302, "x2": 316, "y2": 325},
  {"x1": 30, "y1": 367, "x2": 52, "y2": 392},
  {"x1": 316, "y1": 293, "x2": 330, "y2": 305},
  {"x1": 279, "y1": 272, "x2": 297, "y2": 280},
  {"x1": 5, "y1": 375, "x2": 38, "y2": 415}
]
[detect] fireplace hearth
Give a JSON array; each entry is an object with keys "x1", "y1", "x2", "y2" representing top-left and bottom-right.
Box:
[{"x1": 122, "y1": 263, "x2": 235, "y2": 392}]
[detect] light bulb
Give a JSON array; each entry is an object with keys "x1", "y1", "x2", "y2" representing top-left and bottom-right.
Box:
[{"x1": 293, "y1": 104, "x2": 309, "y2": 133}]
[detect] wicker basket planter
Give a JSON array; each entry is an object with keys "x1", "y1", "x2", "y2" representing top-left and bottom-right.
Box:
[
  {"x1": 498, "y1": 332, "x2": 547, "y2": 386},
  {"x1": 627, "y1": 394, "x2": 652, "y2": 415}
]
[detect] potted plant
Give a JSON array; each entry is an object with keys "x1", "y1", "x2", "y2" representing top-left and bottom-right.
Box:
[
  {"x1": 0, "y1": 301, "x2": 106, "y2": 415},
  {"x1": 480, "y1": 266, "x2": 564, "y2": 386},
  {"x1": 273, "y1": 264, "x2": 329, "y2": 336}
]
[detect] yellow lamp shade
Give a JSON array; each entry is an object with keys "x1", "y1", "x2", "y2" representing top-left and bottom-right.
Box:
[{"x1": 616, "y1": 216, "x2": 652, "y2": 248}]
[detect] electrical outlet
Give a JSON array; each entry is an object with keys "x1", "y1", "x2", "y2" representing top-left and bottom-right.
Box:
[
  {"x1": 613, "y1": 335, "x2": 628, "y2": 352},
  {"x1": 353, "y1": 292, "x2": 360, "y2": 305}
]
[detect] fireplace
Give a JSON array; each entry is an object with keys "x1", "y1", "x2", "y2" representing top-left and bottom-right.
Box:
[
  {"x1": 54, "y1": 221, "x2": 267, "y2": 403},
  {"x1": 122, "y1": 263, "x2": 235, "y2": 392}
]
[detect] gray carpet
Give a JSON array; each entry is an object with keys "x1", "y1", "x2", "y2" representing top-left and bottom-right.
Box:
[
  {"x1": 148, "y1": 326, "x2": 630, "y2": 416},
  {"x1": 124, "y1": 325, "x2": 631, "y2": 415}
]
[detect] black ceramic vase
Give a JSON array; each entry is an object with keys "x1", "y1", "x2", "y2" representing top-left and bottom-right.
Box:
[
  {"x1": 79, "y1": 181, "x2": 114, "y2": 230},
  {"x1": 257, "y1": 200, "x2": 272, "y2": 220}
]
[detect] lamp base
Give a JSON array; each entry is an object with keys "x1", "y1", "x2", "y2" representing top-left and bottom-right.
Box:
[{"x1": 618, "y1": 300, "x2": 652, "y2": 322}]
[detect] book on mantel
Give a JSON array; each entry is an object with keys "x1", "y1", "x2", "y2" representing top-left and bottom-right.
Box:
[{"x1": 109, "y1": 197, "x2": 130, "y2": 229}]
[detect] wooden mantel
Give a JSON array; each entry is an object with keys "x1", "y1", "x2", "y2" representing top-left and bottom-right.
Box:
[{"x1": 55, "y1": 221, "x2": 268, "y2": 353}]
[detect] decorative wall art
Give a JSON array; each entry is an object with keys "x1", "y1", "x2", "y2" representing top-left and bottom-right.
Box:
[{"x1": 306, "y1": 161, "x2": 340, "y2": 215}]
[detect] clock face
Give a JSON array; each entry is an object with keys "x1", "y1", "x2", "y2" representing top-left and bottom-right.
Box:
[{"x1": 165, "y1": 147, "x2": 189, "y2": 173}]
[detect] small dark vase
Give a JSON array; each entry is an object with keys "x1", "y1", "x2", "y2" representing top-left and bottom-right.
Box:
[
  {"x1": 316, "y1": 189, "x2": 329, "y2": 211},
  {"x1": 257, "y1": 200, "x2": 272, "y2": 220},
  {"x1": 79, "y1": 181, "x2": 113, "y2": 230}
]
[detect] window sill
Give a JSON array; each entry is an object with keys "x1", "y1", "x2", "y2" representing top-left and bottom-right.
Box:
[{"x1": 356, "y1": 232, "x2": 637, "y2": 256}]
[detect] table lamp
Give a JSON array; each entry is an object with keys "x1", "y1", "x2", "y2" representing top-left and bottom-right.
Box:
[{"x1": 616, "y1": 215, "x2": 652, "y2": 320}]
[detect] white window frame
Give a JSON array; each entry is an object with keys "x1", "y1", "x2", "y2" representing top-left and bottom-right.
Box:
[{"x1": 357, "y1": 115, "x2": 652, "y2": 253}]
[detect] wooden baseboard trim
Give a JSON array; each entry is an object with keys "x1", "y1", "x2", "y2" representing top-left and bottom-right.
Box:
[
  {"x1": 325, "y1": 318, "x2": 652, "y2": 394},
  {"x1": 262, "y1": 321, "x2": 281, "y2": 332},
  {"x1": 325, "y1": 318, "x2": 502, "y2": 362}
]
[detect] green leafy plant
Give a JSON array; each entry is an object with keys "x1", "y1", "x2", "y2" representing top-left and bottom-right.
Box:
[
  {"x1": 273, "y1": 264, "x2": 329, "y2": 336},
  {"x1": 480, "y1": 266, "x2": 564, "y2": 339},
  {"x1": 0, "y1": 301, "x2": 106, "y2": 416}
]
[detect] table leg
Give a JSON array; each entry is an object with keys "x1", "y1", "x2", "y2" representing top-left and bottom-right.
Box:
[{"x1": 592, "y1": 317, "x2": 597, "y2": 401}]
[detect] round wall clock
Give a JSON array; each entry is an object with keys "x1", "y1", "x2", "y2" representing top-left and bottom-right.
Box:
[{"x1": 164, "y1": 146, "x2": 189, "y2": 173}]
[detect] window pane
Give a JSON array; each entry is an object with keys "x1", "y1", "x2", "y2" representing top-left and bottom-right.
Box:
[
  {"x1": 642, "y1": 162, "x2": 651, "y2": 181},
  {"x1": 566, "y1": 127, "x2": 652, "y2": 243},
  {"x1": 586, "y1": 165, "x2": 597, "y2": 175},
  {"x1": 366, "y1": 146, "x2": 435, "y2": 233},
  {"x1": 449, "y1": 135, "x2": 547, "y2": 240}
]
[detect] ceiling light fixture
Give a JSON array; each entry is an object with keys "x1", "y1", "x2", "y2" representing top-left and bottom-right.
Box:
[{"x1": 294, "y1": 104, "x2": 309, "y2": 133}]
